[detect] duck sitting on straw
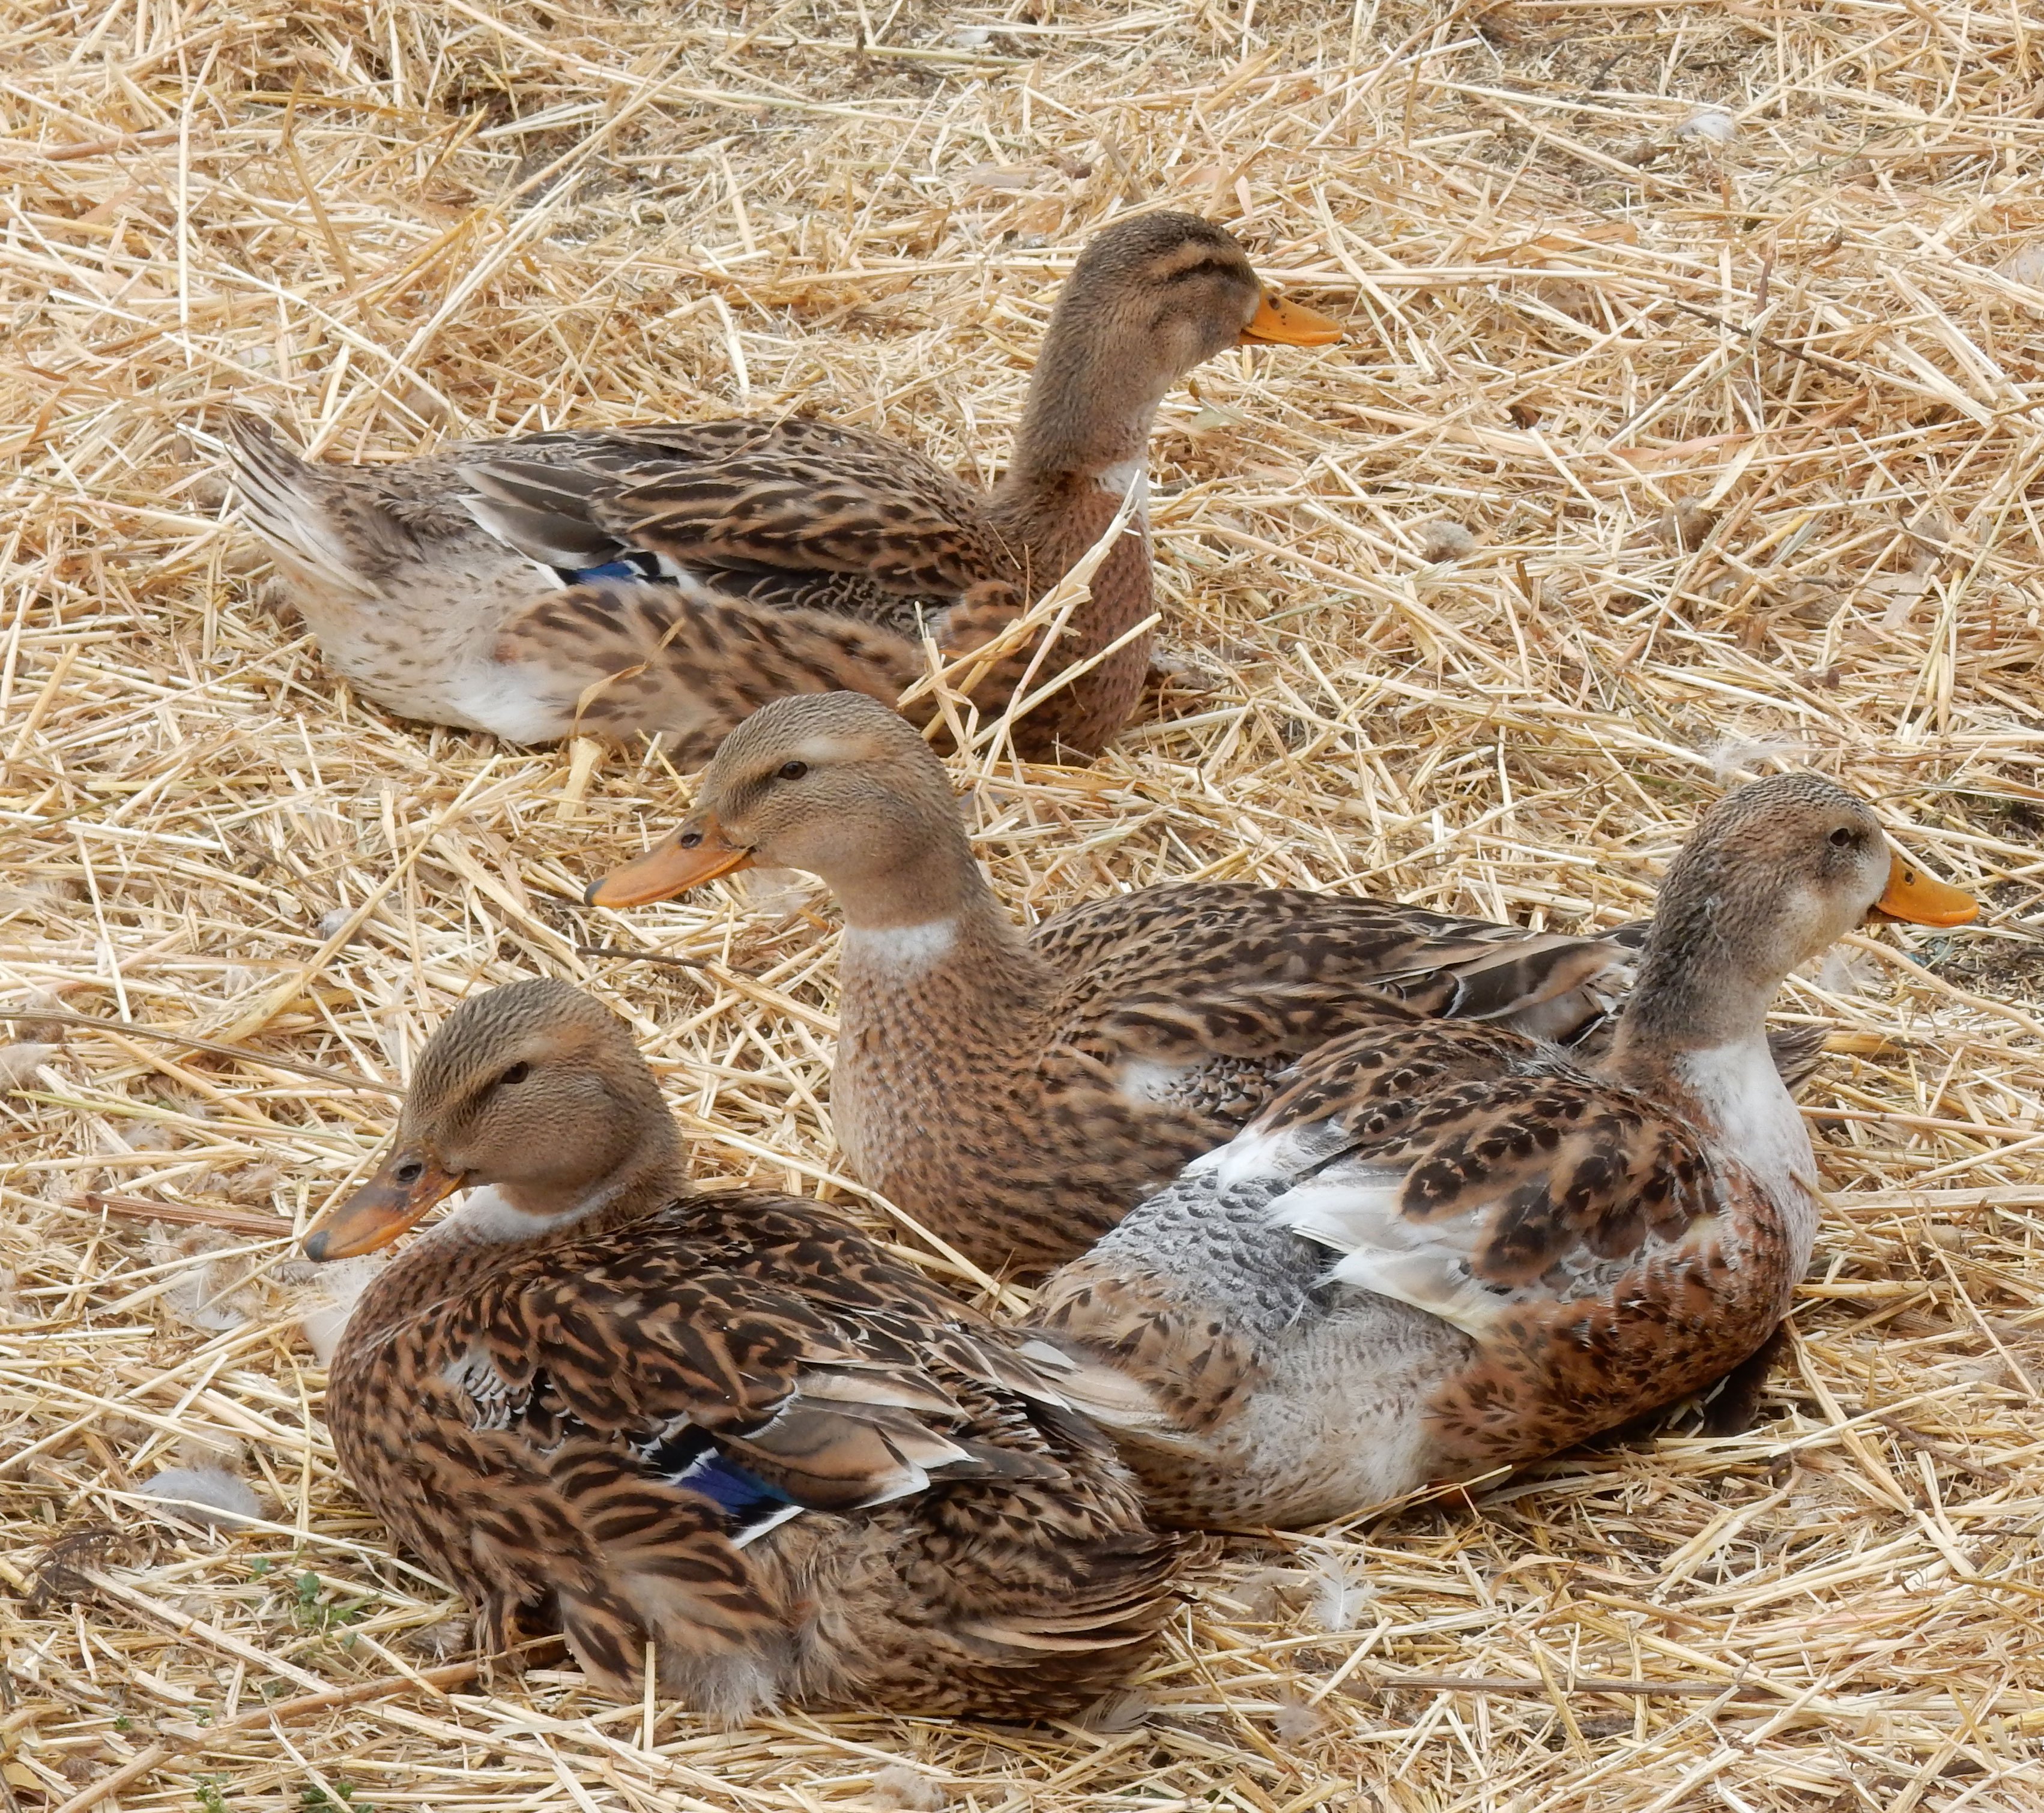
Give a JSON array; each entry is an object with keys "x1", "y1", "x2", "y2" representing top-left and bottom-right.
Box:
[
  {"x1": 1027, "y1": 773, "x2": 1975, "y2": 1526},
  {"x1": 582, "y1": 691, "x2": 1834, "y2": 1282},
  {"x1": 299, "y1": 979, "x2": 1179, "y2": 1721},
  {"x1": 222, "y1": 213, "x2": 1339, "y2": 766}
]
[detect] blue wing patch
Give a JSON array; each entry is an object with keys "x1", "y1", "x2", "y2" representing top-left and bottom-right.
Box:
[
  {"x1": 644, "y1": 1426, "x2": 804, "y2": 1549},
  {"x1": 551, "y1": 551, "x2": 679, "y2": 587}
]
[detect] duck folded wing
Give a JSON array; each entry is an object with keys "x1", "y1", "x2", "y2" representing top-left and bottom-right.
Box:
[
  {"x1": 1028, "y1": 893, "x2": 1639, "y2": 1132},
  {"x1": 467, "y1": 1243, "x2": 1078, "y2": 1515},
  {"x1": 657, "y1": 1190, "x2": 1087, "y2": 1411},
  {"x1": 1039, "y1": 888, "x2": 1641, "y2": 1067},
  {"x1": 1244, "y1": 1024, "x2": 1735, "y2": 1342},
  {"x1": 462, "y1": 420, "x2": 1018, "y2": 608}
]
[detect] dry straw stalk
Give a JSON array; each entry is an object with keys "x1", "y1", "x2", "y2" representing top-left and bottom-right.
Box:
[{"x1": 4, "y1": 0, "x2": 2043, "y2": 1808}]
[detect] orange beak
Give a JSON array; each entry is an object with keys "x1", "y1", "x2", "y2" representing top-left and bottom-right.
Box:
[
  {"x1": 1241, "y1": 292, "x2": 1344, "y2": 347},
  {"x1": 303, "y1": 1149, "x2": 463, "y2": 1261},
  {"x1": 584, "y1": 813, "x2": 755, "y2": 908},
  {"x1": 1870, "y1": 850, "x2": 1977, "y2": 928}
]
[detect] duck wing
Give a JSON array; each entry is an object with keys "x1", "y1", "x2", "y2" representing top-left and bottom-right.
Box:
[
  {"x1": 467, "y1": 1194, "x2": 1084, "y2": 1517},
  {"x1": 462, "y1": 418, "x2": 1019, "y2": 623},
  {"x1": 1245, "y1": 1022, "x2": 1797, "y2": 1461},
  {"x1": 488, "y1": 584, "x2": 932, "y2": 763},
  {"x1": 460, "y1": 420, "x2": 1033, "y2": 757},
  {"x1": 1030, "y1": 1016, "x2": 1544, "y2": 1448},
  {"x1": 404, "y1": 1193, "x2": 1119, "y2": 1701},
  {"x1": 1031, "y1": 885, "x2": 1640, "y2": 1122}
]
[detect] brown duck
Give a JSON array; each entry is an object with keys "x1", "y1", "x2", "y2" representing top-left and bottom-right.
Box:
[
  {"x1": 222, "y1": 214, "x2": 1340, "y2": 764},
  {"x1": 579, "y1": 692, "x2": 1809, "y2": 1280},
  {"x1": 301, "y1": 979, "x2": 1178, "y2": 1721},
  {"x1": 1029, "y1": 774, "x2": 1976, "y2": 1525}
]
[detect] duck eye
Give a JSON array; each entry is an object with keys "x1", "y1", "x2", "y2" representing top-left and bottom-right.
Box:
[
  {"x1": 778, "y1": 760, "x2": 809, "y2": 781},
  {"x1": 393, "y1": 1159, "x2": 424, "y2": 1185},
  {"x1": 1829, "y1": 827, "x2": 1855, "y2": 848},
  {"x1": 498, "y1": 1061, "x2": 530, "y2": 1087}
]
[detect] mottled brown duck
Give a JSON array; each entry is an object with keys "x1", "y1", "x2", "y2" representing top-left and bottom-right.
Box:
[
  {"x1": 581, "y1": 692, "x2": 1758, "y2": 1280},
  {"x1": 1029, "y1": 774, "x2": 1976, "y2": 1526},
  {"x1": 301, "y1": 979, "x2": 1178, "y2": 1721},
  {"x1": 223, "y1": 213, "x2": 1340, "y2": 765}
]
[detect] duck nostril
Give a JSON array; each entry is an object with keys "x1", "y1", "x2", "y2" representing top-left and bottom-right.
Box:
[
  {"x1": 677, "y1": 831, "x2": 703, "y2": 849},
  {"x1": 395, "y1": 1160, "x2": 424, "y2": 1186}
]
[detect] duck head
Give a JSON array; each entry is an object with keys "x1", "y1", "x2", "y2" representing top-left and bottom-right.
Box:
[
  {"x1": 303, "y1": 979, "x2": 680, "y2": 1261},
  {"x1": 584, "y1": 693, "x2": 976, "y2": 930},
  {"x1": 1053, "y1": 210, "x2": 1342, "y2": 363},
  {"x1": 1014, "y1": 212, "x2": 1341, "y2": 480},
  {"x1": 1618, "y1": 771, "x2": 1975, "y2": 1051}
]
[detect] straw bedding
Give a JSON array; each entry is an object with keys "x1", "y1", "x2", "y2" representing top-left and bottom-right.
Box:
[{"x1": 4, "y1": 0, "x2": 2043, "y2": 1806}]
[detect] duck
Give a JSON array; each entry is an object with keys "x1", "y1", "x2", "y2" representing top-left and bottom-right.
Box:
[
  {"x1": 1026, "y1": 773, "x2": 1976, "y2": 1526},
  {"x1": 222, "y1": 213, "x2": 1341, "y2": 765},
  {"x1": 580, "y1": 692, "x2": 1825, "y2": 1280},
  {"x1": 300, "y1": 977, "x2": 1179, "y2": 1721}
]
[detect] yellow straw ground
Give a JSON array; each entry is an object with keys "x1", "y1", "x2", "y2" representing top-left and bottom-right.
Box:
[{"x1": 3, "y1": 1, "x2": 2043, "y2": 1808}]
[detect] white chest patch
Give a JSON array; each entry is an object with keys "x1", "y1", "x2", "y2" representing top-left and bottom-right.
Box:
[
  {"x1": 845, "y1": 919, "x2": 958, "y2": 970},
  {"x1": 447, "y1": 1184, "x2": 585, "y2": 1244},
  {"x1": 1677, "y1": 1041, "x2": 1816, "y2": 1208},
  {"x1": 1096, "y1": 457, "x2": 1150, "y2": 510}
]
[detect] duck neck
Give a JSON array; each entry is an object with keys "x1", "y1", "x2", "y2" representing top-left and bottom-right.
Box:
[
  {"x1": 834, "y1": 834, "x2": 1051, "y2": 1021},
  {"x1": 830, "y1": 835, "x2": 1060, "y2": 1195},
  {"x1": 1006, "y1": 303, "x2": 1166, "y2": 489},
  {"x1": 983, "y1": 319, "x2": 1164, "y2": 758},
  {"x1": 1602, "y1": 927, "x2": 1818, "y2": 1258},
  {"x1": 1606, "y1": 935, "x2": 1782, "y2": 1077}
]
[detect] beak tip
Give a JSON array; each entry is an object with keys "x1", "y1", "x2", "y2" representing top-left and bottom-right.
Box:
[{"x1": 302, "y1": 1230, "x2": 331, "y2": 1264}]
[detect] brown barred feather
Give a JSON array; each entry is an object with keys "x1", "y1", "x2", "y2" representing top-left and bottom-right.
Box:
[
  {"x1": 222, "y1": 214, "x2": 1331, "y2": 761},
  {"x1": 325, "y1": 1174, "x2": 1177, "y2": 1720}
]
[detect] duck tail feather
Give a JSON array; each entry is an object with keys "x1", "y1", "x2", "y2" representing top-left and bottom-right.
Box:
[{"x1": 217, "y1": 412, "x2": 378, "y2": 597}]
